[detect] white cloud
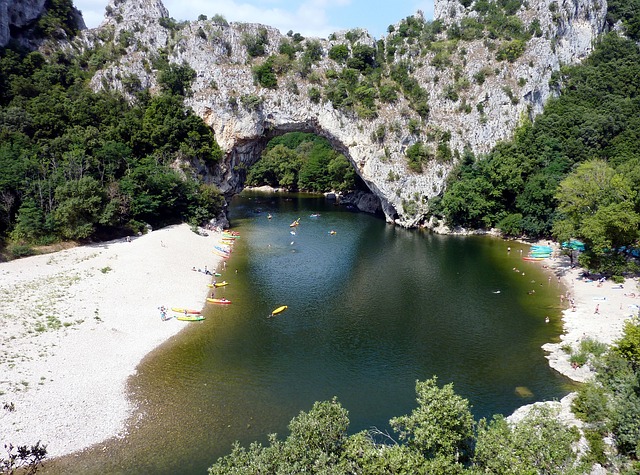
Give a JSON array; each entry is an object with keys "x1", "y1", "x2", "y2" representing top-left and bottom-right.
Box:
[
  {"x1": 74, "y1": 0, "x2": 430, "y2": 38},
  {"x1": 166, "y1": 0, "x2": 343, "y2": 37}
]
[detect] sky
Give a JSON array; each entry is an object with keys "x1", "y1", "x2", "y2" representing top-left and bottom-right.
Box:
[{"x1": 74, "y1": 0, "x2": 435, "y2": 39}]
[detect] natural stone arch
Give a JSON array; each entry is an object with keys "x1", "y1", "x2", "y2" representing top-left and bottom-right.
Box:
[
  {"x1": 86, "y1": 0, "x2": 608, "y2": 227},
  {"x1": 207, "y1": 120, "x2": 393, "y2": 220}
]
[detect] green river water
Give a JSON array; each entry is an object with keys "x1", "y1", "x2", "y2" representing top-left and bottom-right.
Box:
[{"x1": 48, "y1": 191, "x2": 574, "y2": 474}]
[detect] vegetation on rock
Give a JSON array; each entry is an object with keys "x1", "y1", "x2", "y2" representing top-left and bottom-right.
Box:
[
  {"x1": 0, "y1": 45, "x2": 224, "y2": 255},
  {"x1": 437, "y1": 30, "x2": 640, "y2": 275}
]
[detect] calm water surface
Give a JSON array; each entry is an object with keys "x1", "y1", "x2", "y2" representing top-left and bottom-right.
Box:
[{"x1": 49, "y1": 192, "x2": 573, "y2": 474}]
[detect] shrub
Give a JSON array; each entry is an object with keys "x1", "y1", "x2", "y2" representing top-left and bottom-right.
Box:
[
  {"x1": 243, "y1": 28, "x2": 269, "y2": 58},
  {"x1": 252, "y1": 58, "x2": 277, "y2": 88},
  {"x1": 406, "y1": 141, "x2": 430, "y2": 172},
  {"x1": 308, "y1": 87, "x2": 321, "y2": 104},
  {"x1": 496, "y1": 39, "x2": 527, "y2": 62},
  {"x1": 328, "y1": 44, "x2": 349, "y2": 63},
  {"x1": 240, "y1": 94, "x2": 263, "y2": 111},
  {"x1": 7, "y1": 243, "x2": 36, "y2": 259}
]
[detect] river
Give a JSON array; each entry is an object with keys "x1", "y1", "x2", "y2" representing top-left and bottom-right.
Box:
[{"x1": 47, "y1": 191, "x2": 573, "y2": 474}]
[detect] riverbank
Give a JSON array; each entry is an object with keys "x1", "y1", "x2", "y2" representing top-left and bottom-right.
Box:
[
  {"x1": 0, "y1": 224, "x2": 226, "y2": 457},
  {"x1": 542, "y1": 253, "x2": 639, "y2": 382}
]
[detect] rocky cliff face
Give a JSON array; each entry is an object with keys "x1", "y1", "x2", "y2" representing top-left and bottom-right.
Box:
[
  {"x1": 0, "y1": 0, "x2": 46, "y2": 46},
  {"x1": 78, "y1": 0, "x2": 607, "y2": 227},
  {"x1": 0, "y1": 0, "x2": 84, "y2": 48}
]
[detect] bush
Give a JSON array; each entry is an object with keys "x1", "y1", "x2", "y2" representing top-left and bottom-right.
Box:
[
  {"x1": 496, "y1": 39, "x2": 527, "y2": 62},
  {"x1": 252, "y1": 58, "x2": 277, "y2": 88},
  {"x1": 406, "y1": 142, "x2": 431, "y2": 173},
  {"x1": 6, "y1": 243, "x2": 36, "y2": 259},
  {"x1": 308, "y1": 87, "x2": 322, "y2": 104},
  {"x1": 569, "y1": 351, "x2": 588, "y2": 367},
  {"x1": 328, "y1": 44, "x2": 349, "y2": 63},
  {"x1": 240, "y1": 94, "x2": 263, "y2": 111},
  {"x1": 579, "y1": 338, "x2": 608, "y2": 359},
  {"x1": 243, "y1": 28, "x2": 269, "y2": 57}
]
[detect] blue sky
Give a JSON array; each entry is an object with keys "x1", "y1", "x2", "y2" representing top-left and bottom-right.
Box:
[{"x1": 74, "y1": 0, "x2": 435, "y2": 39}]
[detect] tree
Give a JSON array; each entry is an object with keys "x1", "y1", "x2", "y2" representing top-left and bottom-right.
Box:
[
  {"x1": 1, "y1": 441, "x2": 47, "y2": 475},
  {"x1": 53, "y1": 176, "x2": 107, "y2": 239},
  {"x1": 328, "y1": 44, "x2": 349, "y2": 63},
  {"x1": 613, "y1": 318, "x2": 640, "y2": 371},
  {"x1": 474, "y1": 406, "x2": 581, "y2": 474},
  {"x1": 209, "y1": 398, "x2": 349, "y2": 474},
  {"x1": 390, "y1": 377, "x2": 475, "y2": 464},
  {"x1": 157, "y1": 63, "x2": 196, "y2": 96},
  {"x1": 11, "y1": 199, "x2": 46, "y2": 242},
  {"x1": 553, "y1": 159, "x2": 640, "y2": 273}
]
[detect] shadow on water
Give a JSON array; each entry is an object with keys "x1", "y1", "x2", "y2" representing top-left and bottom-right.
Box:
[{"x1": 45, "y1": 192, "x2": 575, "y2": 474}]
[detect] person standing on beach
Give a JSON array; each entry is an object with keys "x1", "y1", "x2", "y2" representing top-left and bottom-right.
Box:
[{"x1": 595, "y1": 304, "x2": 600, "y2": 314}]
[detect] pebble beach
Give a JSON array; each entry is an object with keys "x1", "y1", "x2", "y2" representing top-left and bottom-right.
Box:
[{"x1": 0, "y1": 224, "x2": 225, "y2": 457}]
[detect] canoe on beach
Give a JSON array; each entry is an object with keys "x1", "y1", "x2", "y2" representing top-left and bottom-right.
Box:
[
  {"x1": 170, "y1": 308, "x2": 201, "y2": 314},
  {"x1": 210, "y1": 281, "x2": 228, "y2": 287},
  {"x1": 207, "y1": 298, "x2": 232, "y2": 304},
  {"x1": 176, "y1": 315, "x2": 205, "y2": 322}
]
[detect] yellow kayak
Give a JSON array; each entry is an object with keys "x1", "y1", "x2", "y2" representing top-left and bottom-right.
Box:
[
  {"x1": 270, "y1": 305, "x2": 288, "y2": 317},
  {"x1": 176, "y1": 315, "x2": 205, "y2": 322},
  {"x1": 171, "y1": 307, "x2": 201, "y2": 314}
]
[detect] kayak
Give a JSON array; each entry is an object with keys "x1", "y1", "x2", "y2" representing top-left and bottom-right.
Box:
[
  {"x1": 207, "y1": 281, "x2": 228, "y2": 288},
  {"x1": 176, "y1": 315, "x2": 205, "y2": 322},
  {"x1": 289, "y1": 218, "x2": 300, "y2": 227},
  {"x1": 213, "y1": 249, "x2": 230, "y2": 258},
  {"x1": 270, "y1": 305, "x2": 288, "y2": 316},
  {"x1": 522, "y1": 257, "x2": 545, "y2": 261},
  {"x1": 207, "y1": 298, "x2": 231, "y2": 304},
  {"x1": 171, "y1": 307, "x2": 201, "y2": 314}
]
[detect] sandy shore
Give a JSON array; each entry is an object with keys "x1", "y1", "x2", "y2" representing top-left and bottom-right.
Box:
[
  {"x1": 541, "y1": 251, "x2": 640, "y2": 382},
  {"x1": 0, "y1": 224, "x2": 226, "y2": 457}
]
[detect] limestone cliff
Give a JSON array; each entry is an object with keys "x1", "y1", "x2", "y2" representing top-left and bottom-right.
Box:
[
  {"x1": 0, "y1": 0, "x2": 84, "y2": 48},
  {"x1": 76, "y1": 0, "x2": 607, "y2": 227}
]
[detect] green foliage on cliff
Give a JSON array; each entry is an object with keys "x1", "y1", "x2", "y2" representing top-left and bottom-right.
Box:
[
  {"x1": 438, "y1": 32, "x2": 640, "y2": 274},
  {"x1": 246, "y1": 132, "x2": 355, "y2": 192},
  {"x1": 607, "y1": 0, "x2": 640, "y2": 41},
  {"x1": 35, "y1": 0, "x2": 82, "y2": 40},
  {"x1": 242, "y1": 27, "x2": 269, "y2": 58},
  {"x1": 0, "y1": 46, "x2": 224, "y2": 249}
]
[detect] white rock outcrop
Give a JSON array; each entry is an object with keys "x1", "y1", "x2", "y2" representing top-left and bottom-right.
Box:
[{"x1": 79, "y1": 0, "x2": 608, "y2": 226}]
